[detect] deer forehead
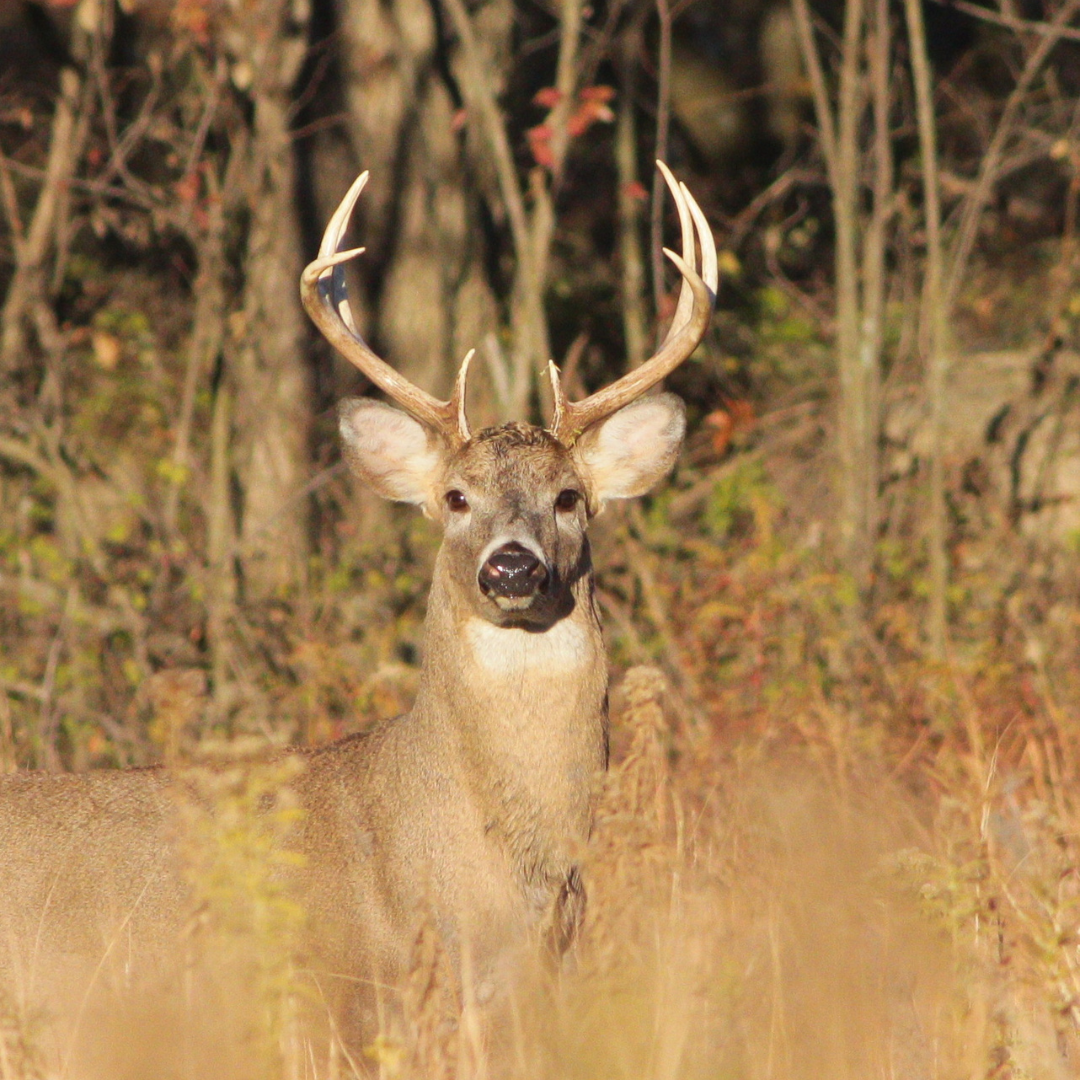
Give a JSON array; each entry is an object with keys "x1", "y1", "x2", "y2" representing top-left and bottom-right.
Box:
[{"x1": 448, "y1": 423, "x2": 581, "y2": 494}]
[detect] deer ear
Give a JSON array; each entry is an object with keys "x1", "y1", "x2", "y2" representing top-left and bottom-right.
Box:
[
  {"x1": 573, "y1": 393, "x2": 686, "y2": 505},
  {"x1": 339, "y1": 398, "x2": 445, "y2": 505}
]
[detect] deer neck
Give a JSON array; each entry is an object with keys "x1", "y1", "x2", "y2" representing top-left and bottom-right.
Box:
[{"x1": 414, "y1": 549, "x2": 609, "y2": 880}]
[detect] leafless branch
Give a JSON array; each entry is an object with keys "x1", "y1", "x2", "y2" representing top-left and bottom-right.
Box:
[
  {"x1": 945, "y1": 0, "x2": 1080, "y2": 307},
  {"x1": 616, "y1": 14, "x2": 648, "y2": 369},
  {"x1": 442, "y1": 0, "x2": 547, "y2": 415},
  {"x1": 650, "y1": 0, "x2": 672, "y2": 335},
  {"x1": 164, "y1": 165, "x2": 229, "y2": 536},
  {"x1": 928, "y1": 0, "x2": 1080, "y2": 44},
  {"x1": 441, "y1": 0, "x2": 531, "y2": 276},
  {"x1": 727, "y1": 167, "x2": 819, "y2": 250},
  {"x1": 184, "y1": 55, "x2": 227, "y2": 180},
  {"x1": 791, "y1": 0, "x2": 840, "y2": 187},
  {"x1": 0, "y1": 68, "x2": 89, "y2": 372},
  {"x1": 0, "y1": 148, "x2": 25, "y2": 255},
  {"x1": 905, "y1": 0, "x2": 949, "y2": 658}
]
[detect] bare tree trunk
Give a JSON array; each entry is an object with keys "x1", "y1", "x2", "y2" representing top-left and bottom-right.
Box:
[
  {"x1": 0, "y1": 67, "x2": 91, "y2": 373},
  {"x1": 208, "y1": 382, "x2": 238, "y2": 711},
  {"x1": 861, "y1": 0, "x2": 891, "y2": 578},
  {"x1": 332, "y1": 0, "x2": 503, "y2": 408},
  {"x1": 650, "y1": 0, "x2": 673, "y2": 341},
  {"x1": 792, "y1": 0, "x2": 892, "y2": 596},
  {"x1": 229, "y1": 0, "x2": 312, "y2": 599},
  {"x1": 616, "y1": 16, "x2": 648, "y2": 371},
  {"x1": 833, "y1": 0, "x2": 870, "y2": 582},
  {"x1": 904, "y1": 0, "x2": 948, "y2": 658}
]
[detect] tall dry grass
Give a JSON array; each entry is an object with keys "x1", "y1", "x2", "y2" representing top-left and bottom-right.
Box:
[{"x1": 5, "y1": 654, "x2": 1077, "y2": 1080}]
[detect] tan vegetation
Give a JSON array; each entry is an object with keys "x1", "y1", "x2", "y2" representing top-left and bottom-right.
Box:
[{"x1": 5, "y1": 651, "x2": 1080, "y2": 1078}]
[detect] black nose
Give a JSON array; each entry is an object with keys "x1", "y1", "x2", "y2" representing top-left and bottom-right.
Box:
[{"x1": 478, "y1": 542, "x2": 549, "y2": 599}]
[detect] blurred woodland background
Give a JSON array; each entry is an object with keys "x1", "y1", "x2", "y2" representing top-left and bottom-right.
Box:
[{"x1": 6, "y1": 0, "x2": 1080, "y2": 1074}]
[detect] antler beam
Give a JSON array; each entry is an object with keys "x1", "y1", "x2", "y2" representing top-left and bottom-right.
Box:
[
  {"x1": 300, "y1": 172, "x2": 473, "y2": 446},
  {"x1": 547, "y1": 161, "x2": 717, "y2": 445}
]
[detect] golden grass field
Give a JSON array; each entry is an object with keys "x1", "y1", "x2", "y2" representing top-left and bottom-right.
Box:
[{"x1": 4, "y1": 604, "x2": 1078, "y2": 1080}]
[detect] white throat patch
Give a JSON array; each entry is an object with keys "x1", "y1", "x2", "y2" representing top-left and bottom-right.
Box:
[{"x1": 464, "y1": 617, "x2": 593, "y2": 678}]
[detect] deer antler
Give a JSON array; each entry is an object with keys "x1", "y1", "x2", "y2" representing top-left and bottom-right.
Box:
[
  {"x1": 304, "y1": 165, "x2": 714, "y2": 448},
  {"x1": 300, "y1": 172, "x2": 474, "y2": 446},
  {"x1": 547, "y1": 161, "x2": 717, "y2": 446}
]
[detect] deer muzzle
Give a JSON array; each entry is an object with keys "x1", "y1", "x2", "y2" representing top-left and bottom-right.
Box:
[{"x1": 478, "y1": 542, "x2": 550, "y2": 608}]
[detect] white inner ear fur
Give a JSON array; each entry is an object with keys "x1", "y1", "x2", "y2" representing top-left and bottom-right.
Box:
[
  {"x1": 573, "y1": 393, "x2": 686, "y2": 506},
  {"x1": 339, "y1": 398, "x2": 445, "y2": 507}
]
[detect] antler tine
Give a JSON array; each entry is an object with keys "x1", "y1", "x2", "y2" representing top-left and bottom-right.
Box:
[
  {"x1": 658, "y1": 161, "x2": 697, "y2": 351},
  {"x1": 301, "y1": 172, "x2": 471, "y2": 446},
  {"x1": 549, "y1": 162, "x2": 716, "y2": 445}
]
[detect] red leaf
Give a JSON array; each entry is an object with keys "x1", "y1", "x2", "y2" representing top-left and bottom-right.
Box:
[
  {"x1": 526, "y1": 126, "x2": 554, "y2": 168},
  {"x1": 705, "y1": 409, "x2": 734, "y2": 456},
  {"x1": 727, "y1": 398, "x2": 756, "y2": 430},
  {"x1": 579, "y1": 85, "x2": 615, "y2": 103},
  {"x1": 567, "y1": 100, "x2": 615, "y2": 137},
  {"x1": 532, "y1": 87, "x2": 562, "y2": 109},
  {"x1": 567, "y1": 110, "x2": 590, "y2": 138},
  {"x1": 175, "y1": 171, "x2": 201, "y2": 206}
]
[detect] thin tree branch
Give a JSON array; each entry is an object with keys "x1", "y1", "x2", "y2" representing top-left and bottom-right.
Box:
[
  {"x1": 905, "y1": 0, "x2": 949, "y2": 657},
  {"x1": 164, "y1": 165, "x2": 228, "y2": 536},
  {"x1": 617, "y1": 14, "x2": 648, "y2": 369},
  {"x1": 859, "y1": 0, "x2": 893, "y2": 554},
  {"x1": 0, "y1": 147, "x2": 24, "y2": 257},
  {"x1": 0, "y1": 68, "x2": 87, "y2": 371},
  {"x1": 945, "y1": 0, "x2": 1080, "y2": 307},
  {"x1": 442, "y1": 0, "x2": 550, "y2": 415},
  {"x1": 833, "y1": 0, "x2": 868, "y2": 573},
  {"x1": 650, "y1": 0, "x2": 672, "y2": 334},
  {"x1": 791, "y1": 0, "x2": 840, "y2": 188},
  {"x1": 526, "y1": 0, "x2": 586, "y2": 351},
  {"x1": 928, "y1": 0, "x2": 1080, "y2": 44},
  {"x1": 441, "y1": 0, "x2": 531, "y2": 275}
]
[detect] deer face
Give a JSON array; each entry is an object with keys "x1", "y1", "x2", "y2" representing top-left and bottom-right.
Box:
[
  {"x1": 307, "y1": 164, "x2": 713, "y2": 631},
  {"x1": 338, "y1": 394, "x2": 686, "y2": 630},
  {"x1": 437, "y1": 423, "x2": 586, "y2": 629}
]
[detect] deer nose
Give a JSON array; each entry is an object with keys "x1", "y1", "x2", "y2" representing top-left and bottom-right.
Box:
[{"x1": 478, "y1": 542, "x2": 549, "y2": 599}]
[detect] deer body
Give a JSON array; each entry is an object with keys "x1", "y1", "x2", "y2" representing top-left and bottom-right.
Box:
[
  {"x1": 0, "y1": 164, "x2": 715, "y2": 1045},
  {"x1": 293, "y1": 586, "x2": 607, "y2": 997}
]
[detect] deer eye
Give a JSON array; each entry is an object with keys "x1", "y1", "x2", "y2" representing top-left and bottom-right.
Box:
[
  {"x1": 555, "y1": 489, "x2": 581, "y2": 512},
  {"x1": 445, "y1": 490, "x2": 469, "y2": 512}
]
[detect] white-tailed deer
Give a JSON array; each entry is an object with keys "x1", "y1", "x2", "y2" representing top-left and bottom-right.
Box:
[{"x1": 0, "y1": 162, "x2": 715, "y2": 1048}]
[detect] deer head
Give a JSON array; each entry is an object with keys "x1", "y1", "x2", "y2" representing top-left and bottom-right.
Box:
[{"x1": 301, "y1": 164, "x2": 716, "y2": 634}]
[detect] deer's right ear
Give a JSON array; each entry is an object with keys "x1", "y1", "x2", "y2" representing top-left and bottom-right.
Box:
[
  {"x1": 339, "y1": 399, "x2": 445, "y2": 507},
  {"x1": 573, "y1": 393, "x2": 686, "y2": 508}
]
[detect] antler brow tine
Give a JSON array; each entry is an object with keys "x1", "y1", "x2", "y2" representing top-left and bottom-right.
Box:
[
  {"x1": 301, "y1": 171, "x2": 471, "y2": 445},
  {"x1": 548, "y1": 161, "x2": 717, "y2": 446}
]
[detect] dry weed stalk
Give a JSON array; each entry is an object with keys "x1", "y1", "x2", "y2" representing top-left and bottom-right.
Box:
[
  {"x1": 0, "y1": 988, "x2": 43, "y2": 1080},
  {"x1": 175, "y1": 747, "x2": 309, "y2": 1076},
  {"x1": 577, "y1": 666, "x2": 702, "y2": 1075},
  {"x1": 397, "y1": 919, "x2": 462, "y2": 1080},
  {"x1": 907, "y1": 700, "x2": 1080, "y2": 1075},
  {"x1": 587, "y1": 665, "x2": 677, "y2": 924}
]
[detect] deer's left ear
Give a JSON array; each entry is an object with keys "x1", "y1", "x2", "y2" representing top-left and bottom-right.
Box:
[{"x1": 573, "y1": 393, "x2": 686, "y2": 506}]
